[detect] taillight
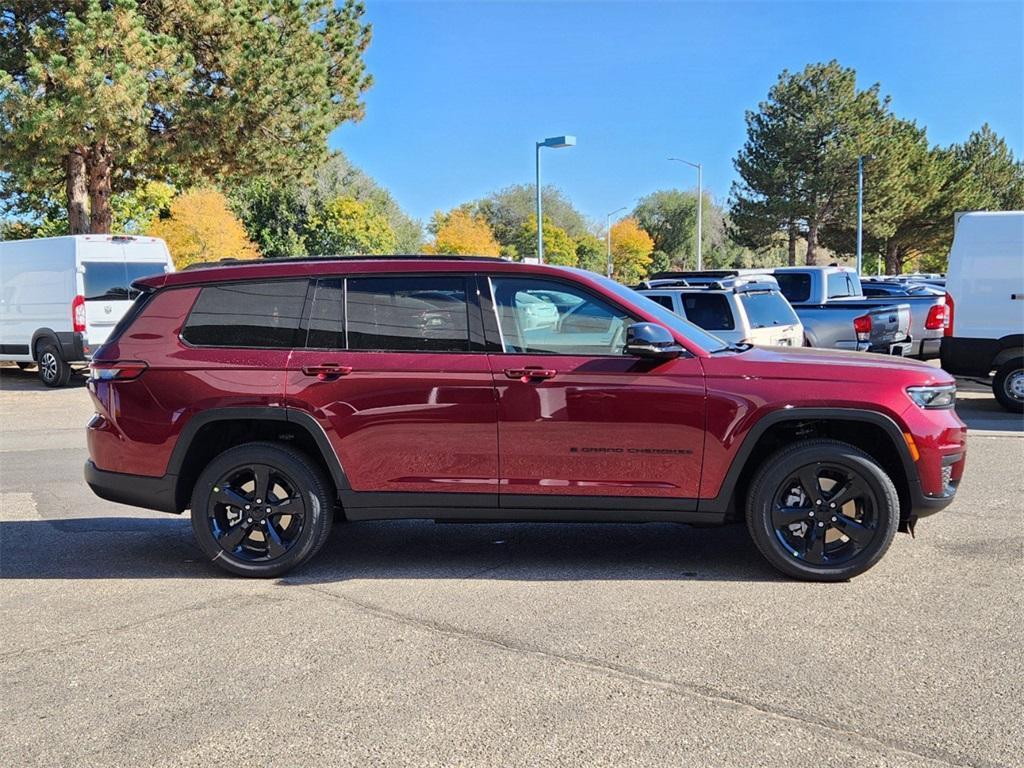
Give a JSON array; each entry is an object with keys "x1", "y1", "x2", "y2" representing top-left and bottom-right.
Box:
[
  {"x1": 72, "y1": 295, "x2": 86, "y2": 333},
  {"x1": 944, "y1": 292, "x2": 955, "y2": 336},
  {"x1": 853, "y1": 314, "x2": 872, "y2": 342},
  {"x1": 89, "y1": 361, "x2": 148, "y2": 381},
  {"x1": 925, "y1": 303, "x2": 949, "y2": 331}
]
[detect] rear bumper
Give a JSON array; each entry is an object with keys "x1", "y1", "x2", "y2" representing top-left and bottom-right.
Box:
[{"x1": 84, "y1": 461, "x2": 180, "y2": 514}]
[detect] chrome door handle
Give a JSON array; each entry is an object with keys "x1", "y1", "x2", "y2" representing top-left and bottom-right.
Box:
[
  {"x1": 301, "y1": 364, "x2": 353, "y2": 381},
  {"x1": 504, "y1": 367, "x2": 557, "y2": 381}
]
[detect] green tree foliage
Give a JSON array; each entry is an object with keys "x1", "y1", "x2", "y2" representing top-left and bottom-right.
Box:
[
  {"x1": 729, "y1": 60, "x2": 891, "y2": 265},
  {"x1": 112, "y1": 180, "x2": 174, "y2": 234},
  {"x1": 305, "y1": 197, "x2": 397, "y2": 255},
  {"x1": 514, "y1": 216, "x2": 578, "y2": 266},
  {"x1": 471, "y1": 185, "x2": 589, "y2": 257},
  {"x1": 1, "y1": 0, "x2": 372, "y2": 234},
  {"x1": 573, "y1": 232, "x2": 606, "y2": 274}
]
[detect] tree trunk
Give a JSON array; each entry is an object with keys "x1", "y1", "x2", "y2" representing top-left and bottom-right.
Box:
[
  {"x1": 787, "y1": 223, "x2": 798, "y2": 267},
  {"x1": 65, "y1": 151, "x2": 89, "y2": 235},
  {"x1": 88, "y1": 140, "x2": 113, "y2": 234},
  {"x1": 885, "y1": 240, "x2": 902, "y2": 275},
  {"x1": 805, "y1": 221, "x2": 819, "y2": 266}
]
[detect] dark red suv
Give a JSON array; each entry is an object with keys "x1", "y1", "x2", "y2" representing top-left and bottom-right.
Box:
[{"x1": 84, "y1": 257, "x2": 966, "y2": 580}]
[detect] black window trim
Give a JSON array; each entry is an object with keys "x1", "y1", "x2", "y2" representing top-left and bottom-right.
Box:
[{"x1": 483, "y1": 273, "x2": 642, "y2": 358}]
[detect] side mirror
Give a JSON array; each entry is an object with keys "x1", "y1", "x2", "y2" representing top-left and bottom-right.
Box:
[{"x1": 624, "y1": 322, "x2": 685, "y2": 360}]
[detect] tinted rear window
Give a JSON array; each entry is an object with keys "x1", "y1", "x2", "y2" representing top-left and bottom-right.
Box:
[
  {"x1": 83, "y1": 261, "x2": 165, "y2": 301},
  {"x1": 645, "y1": 294, "x2": 676, "y2": 312},
  {"x1": 739, "y1": 291, "x2": 800, "y2": 328},
  {"x1": 346, "y1": 276, "x2": 471, "y2": 352},
  {"x1": 827, "y1": 271, "x2": 858, "y2": 299},
  {"x1": 304, "y1": 278, "x2": 345, "y2": 349},
  {"x1": 775, "y1": 273, "x2": 811, "y2": 303},
  {"x1": 681, "y1": 294, "x2": 735, "y2": 331},
  {"x1": 182, "y1": 280, "x2": 307, "y2": 348}
]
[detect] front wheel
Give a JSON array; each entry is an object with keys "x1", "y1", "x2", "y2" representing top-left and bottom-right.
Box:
[
  {"x1": 190, "y1": 442, "x2": 334, "y2": 578},
  {"x1": 993, "y1": 358, "x2": 1024, "y2": 414},
  {"x1": 746, "y1": 440, "x2": 899, "y2": 581}
]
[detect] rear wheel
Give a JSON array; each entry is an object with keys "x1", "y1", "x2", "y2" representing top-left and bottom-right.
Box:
[
  {"x1": 746, "y1": 440, "x2": 899, "y2": 581},
  {"x1": 190, "y1": 442, "x2": 334, "y2": 578},
  {"x1": 993, "y1": 358, "x2": 1024, "y2": 414},
  {"x1": 36, "y1": 341, "x2": 71, "y2": 387}
]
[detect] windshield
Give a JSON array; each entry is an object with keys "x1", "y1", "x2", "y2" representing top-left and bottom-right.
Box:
[{"x1": 568, "y1": 270, "x2": 730, "y2": 353}]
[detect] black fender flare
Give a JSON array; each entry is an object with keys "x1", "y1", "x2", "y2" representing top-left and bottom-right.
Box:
[
  {"x1": 699, "y1": 407, "x2": 919, "y2": 515},
  {"x1": 30, "y1": 328, "x2": 61, "y2": 360},
  {"x1": 167, "y1": 407, "x2": 351, "y2": 499}
]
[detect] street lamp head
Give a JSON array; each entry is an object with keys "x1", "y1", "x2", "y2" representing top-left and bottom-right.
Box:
[{"x1": 540, "y1": 135, "x2": 576, "y2": 149}]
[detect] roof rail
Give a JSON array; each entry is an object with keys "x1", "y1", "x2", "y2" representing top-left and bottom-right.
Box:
[
  {"x1": 649, "y1": 269, "x2": 741, "y2": 280},
  {"x1": 180, "y1": 254, "x2": 512, "y2": 271}
]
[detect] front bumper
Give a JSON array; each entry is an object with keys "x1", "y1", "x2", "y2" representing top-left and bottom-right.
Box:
[{"x1": 84, "y1": 461, "x2": 180, "y2": 514}]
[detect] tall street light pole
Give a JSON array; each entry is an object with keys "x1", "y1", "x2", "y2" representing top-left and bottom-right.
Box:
[
  {"x1": 668, "y1": 158, "x2": 703, "y2": 270},
  {"x1": 605, "y1": 206, "x2": 627, "y2": 278},
  {"x1": 535, "y1": 136, "x2": 576, "y2": 263},
  {"x1": 855, "y1": 154, "x2": 874, "y2": 275}
]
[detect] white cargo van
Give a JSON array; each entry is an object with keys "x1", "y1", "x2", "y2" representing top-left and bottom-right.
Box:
[
  {"x1": 940, "y1": 211, "x2": 1024, "y2": 412},
  {"x1": 0, "y1": 235, "x2": 174, "y2": 386}
]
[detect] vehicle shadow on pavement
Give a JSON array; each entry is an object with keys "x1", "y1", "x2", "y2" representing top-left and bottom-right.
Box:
[
  {"x1": 0, "y1": 364, "x2": 89, "y2": 391},
  {"x1": 0, "y1": 517, "x2": 783, "y2": 582}
]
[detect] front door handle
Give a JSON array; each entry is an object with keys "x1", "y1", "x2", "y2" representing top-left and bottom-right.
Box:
[
  {"x1": 301, "y1": 363, "x2": 353, "y2": 381},
  {"x1": 504, "y1": 367, "x2": 557, "y2": 381}
]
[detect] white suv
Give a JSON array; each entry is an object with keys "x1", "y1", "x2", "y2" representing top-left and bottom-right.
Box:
[{"x1": 637, "y1": 274, "x2": 804, "y2": 348}]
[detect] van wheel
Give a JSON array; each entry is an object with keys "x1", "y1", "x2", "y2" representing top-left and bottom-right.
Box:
[
  {"x1": 36, "y1": 342, "x2": 72, "y2": 387},
  {"x1": 746, "y1": 439, "x2": 899, "y2": 582},
  {"x1": 190, "y1": 442, "x2": 334, "y2": 578},
  {"x1": 993, "y1": 358, "x2": 1024, "y2": 413}
]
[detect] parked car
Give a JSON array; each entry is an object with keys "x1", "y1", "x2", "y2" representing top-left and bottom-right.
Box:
[
  {"x1": 0, "y1": 235, "x2": 174, "y2": 386},
  {"x1": 858, "y1": 279, "x2": 949, "y2": 358},
  {"x1": 654, "y1": 268, "x2": 913, "y2": 355},
  {"x1": 940, "y1": 211, "x2": 1024, "y2": 412},
  {"x1": 84, "y1": 256, "x2": 966, "y2": 582},
  {"x1": 636, "y1": 274, "x2": 803, "y2": 347}
]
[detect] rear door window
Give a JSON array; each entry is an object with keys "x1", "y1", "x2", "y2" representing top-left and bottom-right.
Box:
[
  {"x1": 346, "y1": 276, "x2": 472, "y2": 352},
  {"x1": 182, "y1": 280, "x2": 308, "y2": 348},
  {"x1": 739, "y1": 291, "x2": 800, "y2": 328},
  {"x1": 83, "y1": 262, "x2": 165, "y2": 301},
  {"x1": 826, "y1": 271, "x2": 858, "y2": 299},
  {"x1": 774, "y1": 273, "x2": 812, "y2": 304},
  {"x1": 304, "y1": 278, "x2": 345, "y2": 349},
  {"x1": 644, "y1": 294, "x2": 677, "y2": 312},
  {"x1": 680, "y1": 294, "x2": 735, "y2": 331}
]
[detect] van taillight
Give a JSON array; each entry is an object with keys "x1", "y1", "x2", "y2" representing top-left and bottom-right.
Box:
[
  {"x1": 944, "y1": 292, "x2": 954, "y2": 336},
  {"x1": 925, "y1": 303, "x2": 949, "y2": 331},
  {"x1": 72, "y1": 295, "x2": 86, "y2": 333},
  {"x1": 89, "y1": 361, "x2": 148, "y2": 381},
  {"x1": 853, "y1": 314, "x2": 872, "y2": 342}
]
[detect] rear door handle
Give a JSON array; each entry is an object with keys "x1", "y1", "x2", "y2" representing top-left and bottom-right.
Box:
[
  {"x1": 301, "y1": 363, "x2": 353, "y2": 381},
  {"x1": 504, "y1": 367, "x2": 557, "y2": 381}
]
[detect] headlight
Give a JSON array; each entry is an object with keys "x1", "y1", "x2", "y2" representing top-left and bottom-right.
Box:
[{"x1": 906, "y1": 384, "x2": 956, "y2": 409}]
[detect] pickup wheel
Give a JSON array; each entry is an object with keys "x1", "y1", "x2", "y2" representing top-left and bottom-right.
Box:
[
  {"x1": 993, "y1": 358, "x2": 1024, "y2": 413},
  {"x1": 745, "y1": 439, "x2": 899, "y2": 582},
  {"x1": 190, "y1": 442, "x2": 334, "y2": 578}
]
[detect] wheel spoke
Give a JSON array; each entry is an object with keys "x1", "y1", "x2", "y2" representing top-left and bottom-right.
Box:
[
  {"x1": 263, "y1": 522, "x2": 287, "y2": 558},
  {"x1": 832, "y1": 514, "x2": 874, "y2": 546},
  {"x1": 211, "y1": 486, "x2": 251, "y2": 510},
  {"x1": 772, "y1": 505, "x2": 808, "y2": 526},
  {"x1": 270, "y1": 497, "x2": 304, "y2": 518},
  {"x1": 803, "y1": 523, "x2": 826, "y2": 564},
  {"x1": 218, "y1": 520, "x2": 253, "y2": 550},
  {"x1": 252, "y1": 465, "x2": 271, "y2": 503},
  {"x1": 797, "y1": 466, "x2": 821, "y2": 502},
  {"x1": 826, "y1": 476, "x2": 864, "y2": 509}
]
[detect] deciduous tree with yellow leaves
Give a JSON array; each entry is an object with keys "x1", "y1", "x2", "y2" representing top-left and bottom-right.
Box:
[
  {"x1": 426, "y1": 209, "x2": 500, "y2": 255},
  {"x1": 147, "y1": 189, "x2": 260, "y2": 269},
  {"x1": 610, "y1": 218, "x2": 654, "y2": 284}
]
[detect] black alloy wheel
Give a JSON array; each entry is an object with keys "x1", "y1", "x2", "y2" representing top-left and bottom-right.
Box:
[
  {"x1": 746, "y1": 439, "x2": 899, "y2": 581},
  {"x1": 190, "y1": 442, "x2": 334, "y2": 577}
]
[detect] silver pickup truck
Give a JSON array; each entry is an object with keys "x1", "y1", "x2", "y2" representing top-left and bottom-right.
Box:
[
  {"x1": 652, "y1": 268, "x2": 913, "y2": 354},
  {"x1": 770, "y1": 267, "x2": 913, "y2": 354}
]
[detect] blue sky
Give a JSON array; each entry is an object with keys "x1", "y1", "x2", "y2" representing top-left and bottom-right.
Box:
[{"x1": 331, "y1": 0, "x2": 1024, "y2": 225}]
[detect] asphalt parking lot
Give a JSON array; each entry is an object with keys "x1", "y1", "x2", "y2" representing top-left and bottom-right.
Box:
[{"x1": 1, "y1": 364, "x2": 1021, "y2": 768}]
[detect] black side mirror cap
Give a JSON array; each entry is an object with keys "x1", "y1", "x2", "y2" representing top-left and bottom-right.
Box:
[{"x1": 624, "y1": 322, "x2": 685, "y2": 360}]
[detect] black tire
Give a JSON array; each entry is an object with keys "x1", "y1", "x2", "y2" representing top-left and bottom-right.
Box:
[
  {"x1": 15, "y1": 362, "x2": 33, "y2": 371},
  {"x1": 190, "y1": 441, "x2": 334, "y2": 578},
  {"x1": 992, "y1": 358, "x2": 1024, "y2": 414},
  {"x1": 36, "y1": 341, "x2": 72, "y2": 387},
  {"x1": 745, "y1": 439, "x2": 899, "y2": 582}
]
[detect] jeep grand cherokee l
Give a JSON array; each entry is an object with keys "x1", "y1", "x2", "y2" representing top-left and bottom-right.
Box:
[{"x1": 84, "y1": 257, "x2": 966, "y2": 581}]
